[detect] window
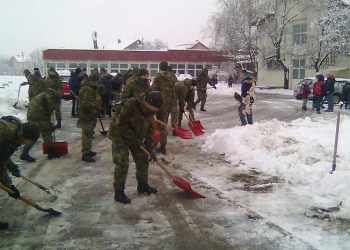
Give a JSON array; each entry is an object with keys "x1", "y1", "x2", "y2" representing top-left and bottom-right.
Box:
[
  {"x1": 140, "y1": 64, "x2": 148, "y2": 69},
  {"x1": 150, "y1": 64, "x2": 158, "y2": 69},
  {"x1": 150, "y1": 70, "x2": 158, "y2": 77},
  {"x1": 131, "y1": 64, "x2": 139, "y2": 69},
  {"x1": 69, "y1": 63, "x2": 78, "y2": 68},
  {"x1": 111, "y1": 63, "x2": 119, "y2": 68},
  {"x1": 78, "y1": 63, "x2": 87, "y2": 68},
  {"x1": 47, "y1": 63, "x2": 56, "y2": 68},
  {"x1": 120, "y1": 64, "x2": 128, "y2": 69},
  {"x1": 292, "y1": 59, "x2": 305, "y2": 79},
  {"x1": 188, "y1": 64, "x2": 195, "y2": 69},
  {"x1": 324, "y1": 53, "x2": 336, "y2": 66},
  {"x1": 188, "y1": 70, "x2": 195, "y2": 77},
  {"x1": 90, "y1": 63, "x2": 98, "y2": 69},
  {"x1": 100, "y1": 63, "x2": 108, "y2": 69},
  {"x1": 293, "y1": 23, "x2": 307, "y2": 45},
  {"x1": 57, "y1": 62, "x2": 66, "y2": 69}
]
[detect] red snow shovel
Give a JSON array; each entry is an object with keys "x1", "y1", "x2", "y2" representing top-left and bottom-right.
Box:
[
  {"x1": 154, "y1": 119, "x2": 160, "y2": 147},
  {"x1": 183, "y1": 112, "x2": 204, "y2": 136},
  {"x1": 43, "y1": 112, "x2": 68, "y2": 155},
  {"x1": 155, "y1": 116, "x2": 193, "y2": 140},
  {"x1": 141, "y1": 146, "x2": 206, "y2": 198}
]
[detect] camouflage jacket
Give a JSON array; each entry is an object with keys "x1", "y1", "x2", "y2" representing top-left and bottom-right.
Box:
[
  {"x1": 45, "y1": 74, "x2": 63, "y2": 93},
  {"x1": 151, "y1": 71, "x2": 175, "y2": 111},
  {"x1": 173, "y1": 81, "x2": 189, "y2": 109},
  {"x1": 196, "y1": 70, "x2": 211, "y2": 92},
  {"x1": 30, "y1": 75, "x2": 46, "y2": 100},
  {"x1": 27, "y1": 89, "x2": 59, "y2": 121},
  {"x1": 120, "y1": 77, "x2": 150, "y2": 102},
  {"x1": 0, "y1": 117, "x2": 22, "y2": 186},
  {"x1": 78, "y1": 81, "x2": 101, "y2": 121},
  {"x1": 107, "y1": 98, "x2": 154, "y2": 150}
]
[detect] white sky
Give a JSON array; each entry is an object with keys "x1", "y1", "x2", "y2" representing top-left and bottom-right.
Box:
[{"x1": 0, "y1": 0, "x2": 217, "y2": 57}]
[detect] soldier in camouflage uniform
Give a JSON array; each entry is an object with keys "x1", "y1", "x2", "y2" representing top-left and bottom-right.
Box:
[
  {"x1": 0, "y1": 116, "x2": 40, "y2": 229},
  {"x1": 28, "y1": 69, "x2": 46, "y2": 102},
  {"x1": 150, "y1": 61, "x2": 176, "y2": 154},
  {"x1": 46, "y1": 67, "x2": 63, "y2": 128},
  {"x1": 24, "y1": 69, "x2": 34, "y2": 102},
  {"x1": 27, "y1": 88, "x2": 62, "y2": 160},
  {"x1": 120, "y1": 69, "x2": 151, "y2": 102},
  {"x1": 173, "y1": 79, "x2": 197, "y2": 128},
  {"x1": 78, "y1": 73, "x2": 102, "y2": 162},
  {"x1": 107, "y1": 91, "x2": 164, "y2": 204},
  {"x1": 170, "y1": 79, "x2": 190, "y2": 134},
  {"x1": 194, "y1": 68, "x2": 216, "y2": 111}
]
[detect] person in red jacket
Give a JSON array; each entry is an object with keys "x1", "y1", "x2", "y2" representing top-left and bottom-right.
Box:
[{"x1": 301, "y1": 82, "x2": 311, "y2": 111}]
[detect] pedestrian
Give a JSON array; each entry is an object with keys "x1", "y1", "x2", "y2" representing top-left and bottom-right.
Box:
[
  {"x1": 120, "y1": 69, "x2": 151, "y2": 102},
  {"x1": 150, "y1": 61, "x2": 176, "y2": 154},
  {"x1": 325, "y1": 73, "x2": 335, "y2": 112},
  {"x1": 110, "y1": 73, "x2": 123, "y2": 102},
  {"x1": 107, "y1": 91, "x2": 164, "y2": 204},
  {"x1": 194, "y1": 68, "x2": 217, "y2": 112},
  {"x1": 340, "y1": 82, "x2": 350, "y2": 109},
  {"x1": 28, "y1": 68, "x2": 46, "y2": 102},
  {"x1": 177, "y1": 79, "x2": 196, "y2": 127},
  {"x1": 24, "y1": 69, "x2": 34, "y2": 102},
  {"x1": 78, "y1": 73, "x2": 102, "y2": 162},
  {"x1": 69, "y1": 68, "x2": 83, "y2": 118},
  {"x1": 27, "y1": 88, "x2": 62, "y2": 159},
  {"x1": 238, "y1": 70, "x2": 255, "y2": 125},
  {"x1": 100, "y1": 68, "x2": 113, "y2": 118},
  {"x1": 45, "y1": 67, "x2": 63, "y2": 129},
  {"x1": 0, "y1": 116, "x2": 41, "y2": 230},
  {"x1": 301, "y1": 82, "x2": 311, "y2": 111},
  {"x1": 228, "y1": 74, "x2": 233, "y2": 88},
  {"x1": 211, "y1": 74, "x2": 218, "y2": 86},
  {"x1": 313, "y1": 74, "x2": 325, "y2": 114}
]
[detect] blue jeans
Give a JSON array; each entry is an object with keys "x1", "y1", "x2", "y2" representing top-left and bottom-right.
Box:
[{"x1": 327, "y1": 92, "x2": 334, "y2": 111}]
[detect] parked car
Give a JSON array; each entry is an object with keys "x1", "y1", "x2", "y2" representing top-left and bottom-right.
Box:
[
  {"x1": 293, "y1": 77, "x2": 350, "y2": 104},
  {"x1": 56, "y1": 69, "x2": 73, "y2": 100}
]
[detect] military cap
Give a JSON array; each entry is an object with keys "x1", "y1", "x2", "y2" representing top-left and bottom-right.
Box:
[
  {"x1": 88, "y1": 73, "x2": 100, "y2": 82},
  {"x1": 159, "y1": 61, "x2": 168, "y2": 71},
  {"x1": 138, "y1": 69, "x2": 149, "y2": 77},
  {"x1": 145, "y1": 91, "x2": 164, "y2": 108},
  {"x1": 96, "y1": 83, "x2": 105, "y2": 94}
]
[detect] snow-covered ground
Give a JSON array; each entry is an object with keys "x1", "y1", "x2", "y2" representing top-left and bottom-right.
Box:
[{"x1": 1, "y1": 76, "x2": 350, "y2": 249}]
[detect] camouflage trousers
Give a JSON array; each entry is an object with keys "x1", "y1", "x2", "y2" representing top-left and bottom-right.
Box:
[
  {"x1": 28, "y1": 114, "x2": 54, "y2": 148},
  {"x1": 112, "y1": 139, "x2": 149, "y2": 191},
  {"x1": 155, "y1": 110, "x2": 170, "y2": 146},
  {"x1": 170, "y1": 103, "x2": 179, "y2": 127},
  {"x1": 194, "y1": 91, "x2": 207, "y2": 109},
  {"x1": 55, "y1": 98, "x2": 62, "y2": 121},
  {"x1": 80, "y1": 119, "x2": 97, "y2": 155}
]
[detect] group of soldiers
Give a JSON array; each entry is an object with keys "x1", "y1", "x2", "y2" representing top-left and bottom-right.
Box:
[{"x1": 0, "y1": 61, "x2": 219, "y2": 230}]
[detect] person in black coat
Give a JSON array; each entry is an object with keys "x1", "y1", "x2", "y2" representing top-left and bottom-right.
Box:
[
  {"x1": 110, "y1": 73, "x2": 123, "y2": 102},
  {"x1": 69, "y1": 68, "x2": 83, "y2": 118}
]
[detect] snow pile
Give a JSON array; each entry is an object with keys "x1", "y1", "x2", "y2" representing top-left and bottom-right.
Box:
[
  {"x1": 202, "y1": 116, "x2": 350, "y2": 215},
  {"x1": 0, "y1": 76, "x2": 28, "y2": 121}
]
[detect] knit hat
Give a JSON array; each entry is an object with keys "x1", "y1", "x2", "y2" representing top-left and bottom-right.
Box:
[
  {"x1": 191, "y1": 79, "x2": 197, "y2": 86},
  {"x1": 49, "y1": 67, "x2": 56, "y2": 72},
  {"x1": 138, "y1": 69, "x2": 149, "y2": 77},
  {"x1": 145, "y1": 91, "x2": 164, "y2": 108},
  {"x1": 159, "y1": 61, "x2": 168, "y2": 71},
  {"x1": 88, "y1": 73, "x2": 100, "y2": 82},
  {"x1": 22, "y1": 122, "x2": 41, "y2": 141},
  {"x1": 23, "y1": 69, "x2": 31, "y2": 77},
  {"x1": 96, "y1": 84, "x2": 105, "y2": 94},
  {"x1": 100, "y1": 68, "x2": 107, "y2": 73},
  {"x1": 34, "y1": 67, "x2": 39, "y2": 71},
  {"x1": 75, "y1": 68, "x2": 81, "y2": 74}
]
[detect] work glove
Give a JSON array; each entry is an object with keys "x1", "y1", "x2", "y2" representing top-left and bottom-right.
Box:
[
  {"x1": 8, "y1": 185, "x2": 20, "y2": 199},
  {"x1": 148, "y1": 150, "x2": 157, "y2": 163},
  {"x1": 10, "y1": 165, "x2": 21, "y2": 178}
]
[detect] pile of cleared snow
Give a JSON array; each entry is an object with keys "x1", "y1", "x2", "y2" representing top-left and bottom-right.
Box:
[
  {"x1": 0, "y1": 76, "x2": 28, "y2": 121},
  {"x1": 202, "y1": 116, "x2": 350, "y2": 214}
]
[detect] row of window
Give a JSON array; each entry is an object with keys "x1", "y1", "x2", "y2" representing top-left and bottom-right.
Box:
[{"x1": 45, "y1": 62, "x2": 219, "y2": 77}]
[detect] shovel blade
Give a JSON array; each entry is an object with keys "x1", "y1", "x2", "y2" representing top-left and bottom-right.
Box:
[
  {"x1": 99, "y1": 130, "x2": 108, "y2": 136},
  {"x1": 188, "y1": 122, "x2": 204, "y2": 136},
  {"x1": 191, "y1": 120, "x2": 204, "y2": 130},
  {"x1": 174, "y1": 126, "x2": 193, "y2": 140},
  {"x1": 154, "y1": 129, "x2": 160, "y2": 147},
  {"x1": 173, "y1": 176, "x2": 206, "y2": 198}
]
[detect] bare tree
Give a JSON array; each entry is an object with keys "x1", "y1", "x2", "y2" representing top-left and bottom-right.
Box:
[
  {"x1": 139, "y1": 39, "x2": 168, "y2": 50},
  {"x1": 26, "y1": 49, "x2": 43, "y2": 70}
]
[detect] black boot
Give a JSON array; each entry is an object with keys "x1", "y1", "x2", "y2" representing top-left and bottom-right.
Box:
[
  {"x1": 172, "y1": 130, "x2": 176, "y2": 136},
  {"x1": 137, "y1": 183, "x2": 158, "y2": 194},
  {"x1": 86, "y1": 151, "x2": 97, "y2": 156},
  {"x1": 54, "y1": 121, "x2": 61, "y2": 129},
  {"x1": 200, "y1": 108, "x2": 207, "y2": 111},
  {"x1": 114, "y1": 190, "x2": 131, "y2": 204},
  {"x1": 20, "y1": 147, "x2": 35, "y2": 162},
  {"x1": 156, "y1": 145, "x2": 166, "y2": 154},
  {"x1": 48, "y1": 147, "x2": 61, "y2": 160},
  {"x1": 177, "y1": 121, "x2": 181, "y2": 127},
  {"x1": 0, "y1": 222, "x2": 9, "y2": 230},
  {"x1": 82, "y1": 154, "x2": 95, "y2": 162}
]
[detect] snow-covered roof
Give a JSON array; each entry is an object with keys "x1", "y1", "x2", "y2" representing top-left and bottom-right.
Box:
[
  {"x1": 12, "y1": 55, "x2": 27, "y2": 63},
  {"x1": 106, "y1": 39, "x2": 142, "y2": 50},
  {"x1": 170, "y1": 41, "x2": 210, "y2": 51}
]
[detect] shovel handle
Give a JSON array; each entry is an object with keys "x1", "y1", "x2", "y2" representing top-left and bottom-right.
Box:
[
  {"x1": 183, "y1": 112, "x2": 194, "y2": 125},
  {"x1": 20, "y1": 175, "x2": 51, "y2": 194},
  {"x1": 70, "y1": 90, "x2": 79, "y2": 100},
  {"x1": 0, "y1": 182, "x2": 37, "y2": 207},
  {"x1": 140, "y1": 146, "x2": 174, "y2": 179},
  {"x1": 154, "y1": 116, "x2": 175, "y2": 131}
]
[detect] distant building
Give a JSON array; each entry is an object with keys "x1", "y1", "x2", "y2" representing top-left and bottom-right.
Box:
[
  {"x1": 106, "y1": 39, "x2": 144, "y2": 50},
  {"x1": 171, "y1": 41, "x2": 210, "y2": 51},
  {"x1": 8, "y1": 55, "x2": 26, "y2": 75},
  {"x1": 42, "y1": 42, "x2": 228, "y2": 78}
]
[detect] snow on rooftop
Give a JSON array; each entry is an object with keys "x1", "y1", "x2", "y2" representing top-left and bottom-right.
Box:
[{"x1": 106, "y1": 39, "x2": 142, "y2": 50}]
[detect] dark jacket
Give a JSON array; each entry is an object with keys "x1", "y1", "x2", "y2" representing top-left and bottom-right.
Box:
[
  {"x1": 110, "y1": 73, "x2": 123, "y2": 93},
  {"x1": 240, "y1": 76, "x2": 254, "y2": 97},
  {"x1": 69, "y1": 72, "x2": 83, "y2": 95},
  {"x1": 100, "y1": 74, "x2": 113, "y2": 95},
  {"x1": 301, "y1": 84, "x2": 310, "y2": 99},
  {"x1": 326, "y1": 76, "x2": 335, "y2": 93}
]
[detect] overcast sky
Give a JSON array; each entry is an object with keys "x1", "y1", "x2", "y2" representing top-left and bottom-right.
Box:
[{"x1": 0, "y1": 0, "x2": 217, "y2": 57}]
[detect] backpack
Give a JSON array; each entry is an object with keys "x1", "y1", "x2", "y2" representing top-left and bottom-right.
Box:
[{"x1": 314, "y1": 81, "x2": 322, "y2": 96}]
